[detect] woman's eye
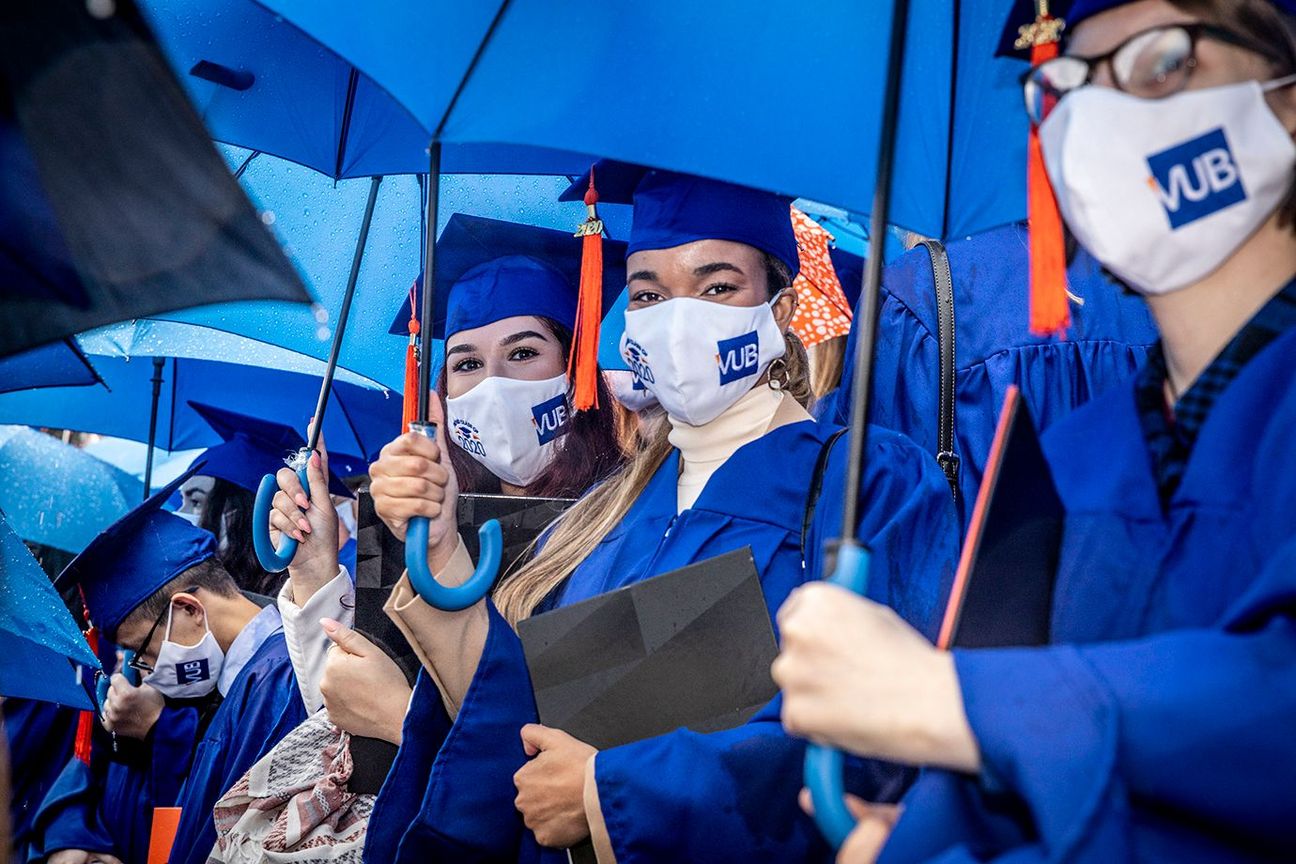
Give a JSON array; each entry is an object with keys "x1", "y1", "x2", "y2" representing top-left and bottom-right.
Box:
[
  {"x1": 452, "y1": 357, "x2": 483, "y2": 373},
  {"x1": 630, "y1": 290, "x2": 664, "y2": 304},
  {"x1": 509, "y1": 346, "x2": 540, "y2": 361},
  {"x1": 701, "y1": 282, "x2": 739, "y2": 296}
]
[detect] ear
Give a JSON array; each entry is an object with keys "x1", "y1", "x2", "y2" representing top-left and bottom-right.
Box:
[
  {"x1": 771, "y1": 287, "x2": 799, "y2": 333},
  {"x1": 170, "y1": 592, "x2": 205, "y2": 624}
]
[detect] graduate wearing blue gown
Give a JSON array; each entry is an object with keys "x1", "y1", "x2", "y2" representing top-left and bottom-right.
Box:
[
  {"x1": 774, "y1": 0, "x2": 1296, "y2": 859},
  {"x1": 360, "y1": 168, "x2": 958, "y2": 864},
  {"x1": 7, "y1": 699, "x2": 77, "y2": 860},
  {"x1": 41, "y1": 467, "x2": 306, "y2": 864},
  {"x1": 828, "y1": 223, "x2": 1157, "y2": 524}
]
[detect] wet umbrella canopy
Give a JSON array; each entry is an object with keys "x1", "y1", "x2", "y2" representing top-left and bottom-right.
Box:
[
  {"x1": 0, "y1": 508, "x2": 100, "y2": 709},
  {"x1": 0, "y1": 0, "x2": 311, "y2": 358},
  {"x1": 0, "y1": 426, "x2": 144, "y2": 554}
]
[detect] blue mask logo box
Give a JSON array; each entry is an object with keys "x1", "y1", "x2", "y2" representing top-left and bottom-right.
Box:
[
  {"x1": 176, "y1": 657, "x2": 211, "y2": 684},
  {"x1": 1147, "y1": 127, "x2": 1247, "y2": 230},
  {"x1": 531, "y1": 394, "x2": 570, "y2": 445},
  {"x1": 716, "y1": 331, "x2": 761, "y2": 385}
]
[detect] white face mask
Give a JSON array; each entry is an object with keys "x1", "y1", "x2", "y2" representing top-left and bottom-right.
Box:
[
  {"x1": 621, "y1": 297, "x2": 786, "y2": 426},
  {"x1": 143, "y1": 601, "x2": 224, "y2": 699},
  {"x1": 1040, "y1": 77, "x2": 1296, "y2": 295},
  {"x1": 172, "y1": 510, "x2": 202, "y2": 527},
  {"x1": 445, "y1": 373, "x2": 571, "y2": 488},
  {"x1": 605, "y1": 369, "x2": 659, "y2": 413}
]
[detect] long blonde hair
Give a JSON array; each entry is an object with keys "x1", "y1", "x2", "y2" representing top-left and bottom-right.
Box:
[{"x1": 494, "y1": 328, "x2": 812, "y2": 626}]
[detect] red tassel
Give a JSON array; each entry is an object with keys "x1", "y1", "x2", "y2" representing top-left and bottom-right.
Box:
[
  {"x1": 568, "y1": 169, "x2": 604, "y2": 411},
  {"x1": 1023, "y1": 9, "x2": 1070, "y2": 337},
  {"x1": 402, "y1": 283, "x2": 420, "y2": 433},
  {"x1": 74, "y1": 591, "x2": 97, "y2": 766}
]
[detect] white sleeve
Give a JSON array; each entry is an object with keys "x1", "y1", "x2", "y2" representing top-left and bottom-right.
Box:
[{"x1": 276, "y1": 567, "x2": 355, "y2": 713}]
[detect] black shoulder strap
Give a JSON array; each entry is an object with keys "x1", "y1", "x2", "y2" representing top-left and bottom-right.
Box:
[
  {"x1": 918, "y1": 239, "x2": 960, "y2": 504},
  {"x1": 801, "y1": 427, "x2": 849, "y2": 565}
]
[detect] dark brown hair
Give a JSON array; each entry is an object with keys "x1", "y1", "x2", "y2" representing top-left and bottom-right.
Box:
[
  {"x1": 1170, "y1": 0, "x2": 1296, "y2": 227},
  {"x1": 120, "y1": 557, "x2": 239, "y2": 639},
  {"x1": 437, "y1": 317, "x2": 625, "y2": 499},
  {"x1": 198, "y1": 478, "x2": 282, "y2": 597}
]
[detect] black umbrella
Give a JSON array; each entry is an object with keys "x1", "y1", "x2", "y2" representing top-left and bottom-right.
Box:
[{"x1": 0, "y1": 0, "x2": 310, "y2": 359}]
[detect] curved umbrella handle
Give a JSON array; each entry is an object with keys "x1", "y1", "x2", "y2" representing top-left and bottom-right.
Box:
[
  {"x1": 253, "y1": 464, "x2": 312, "y2": 572},
  {"x1": 405, "y1": 516, "x2": 502, "y2": 611},
  {"x1": 804, "y1": 541, "x2": 871, "y2": 849},
  {"x1": 96, "y1": 650, "x2": 140, "y2": 712}
]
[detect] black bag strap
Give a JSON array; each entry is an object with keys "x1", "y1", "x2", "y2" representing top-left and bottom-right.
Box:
[
  {"x1": 802, "y1": 427, "x2": 849, "y2": 565},
  {"x1": 918, "y1": 239, "x2": 960, "y2": 504}
]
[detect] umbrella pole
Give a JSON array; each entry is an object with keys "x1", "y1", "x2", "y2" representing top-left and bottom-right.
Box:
[
  {"x1": 415, "y1": 144, "x2": 441, "y2": 423},
  {"x1": 805, "y1": 0, "x2": 912, "y2": 849},
  {"x1": 251, "y1": 175, "x2": 382, "y2": 573},
  {"x1": 304, "y1": 174, "x2": 384, "y2": 453},
  {"x1": 142, "y1": 356, "x2": 165, "y2": 500}
]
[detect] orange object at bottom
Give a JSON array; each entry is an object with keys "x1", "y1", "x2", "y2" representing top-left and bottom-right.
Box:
[{"x1": 148, "y1": 807, "x2": 182, "y2": 864}]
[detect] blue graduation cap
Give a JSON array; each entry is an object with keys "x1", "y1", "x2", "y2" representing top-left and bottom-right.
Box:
[
  {"x1": 56, "y1": 465, "x2": 216, "y2": 638},
  {"x1": 387, "y1": 213, "x2": 629, "y2": 341},
  {"x1": 560, "y1": 160, "x2": 799, "y2": 278},
  {"x1": 187, "y1": 402, "x2": 351, "y2": 498}
]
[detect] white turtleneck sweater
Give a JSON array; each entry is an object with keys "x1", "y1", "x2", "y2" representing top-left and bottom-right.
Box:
[{"x1": 668, "y1": 385, "x2": 788, "y2": 514}]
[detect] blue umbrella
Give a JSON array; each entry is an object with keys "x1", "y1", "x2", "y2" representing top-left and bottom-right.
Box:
[
  {"x1": 0, "y1": 340, "x2": 99, "y2": 395},
  {"x1": 0, "y1": 507, "x2": 99, "y2": 709},
  {"x1": 0, "y1": 355, "x2": 400, "y2": 479},
  {"x1": 250, "y1": 0, "x2": 1025, "y2": 240},
  {"x1": 0, "y1": 427, "x2": 143, "y2": 554},
  {"x1": 139, "y1": 0, "x2": 592, "y2": 179}
]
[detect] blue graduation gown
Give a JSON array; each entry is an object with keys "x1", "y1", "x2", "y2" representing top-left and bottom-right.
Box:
[
  {"x1": 5, "y1": 699, "x2": 76, "y2": 860},
  {"x1": 366, "y1": 418, "x2": 958, "y2": 863},
  {"x1": 879, "y1": 326, "x2": 1296, "y2": 862},
  {"x1": 166, "y1": 631, "x2": 306, "y2": 864},
  {"x1": 825, "y1": 223, "x2": 1157, "y2": 526},
  {"x1": 28, "y1": 704, "x2": 200, "y2": 863}
]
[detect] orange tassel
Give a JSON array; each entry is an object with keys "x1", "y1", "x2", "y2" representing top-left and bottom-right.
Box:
[
  {"x1": 1024, "y1": 9, "x2": 1070, "y2": 337},
  {"x1": 402, "y1": 283, "x2": 420, "y2": 433},
  {"x1": 568, "y1": 169, "x2": 604, "y2": 411},
  {"x1": 74, "y1": 591, "x2": 97, "y2": 766}
]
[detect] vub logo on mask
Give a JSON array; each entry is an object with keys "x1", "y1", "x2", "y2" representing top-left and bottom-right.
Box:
[
  {"x1": 531, "y1": 394, "x2": 570, "y2": 445},
  {"x1": 716, "y1": 331, "x2": 760, "y2": 385},
  {"x1": 453, "y1": 418, "x2": 486, "y2": 457},
  {"x1": 175, "y1": 658, "x2": 210, "y2": 685},
  {"x1": 1147, "y1": 128, "x2": 1247, "y2": 229}
]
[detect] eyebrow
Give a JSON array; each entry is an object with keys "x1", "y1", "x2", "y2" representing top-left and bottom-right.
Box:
[
  {"x1": 500, "y1": 329, "x2": 550, "y2": 347},
  {"x1": 446, "y1": 342, "x2": 475, "y2": 356},
  {"x1": 693, "y1": 262, "x2": 745, "y2": 278},
  {"x1": 628, "y1": 269, "x2": 657, "y2": 283}
]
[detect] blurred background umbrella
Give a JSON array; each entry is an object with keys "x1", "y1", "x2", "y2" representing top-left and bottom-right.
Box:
[
  {"x1": 0, "y1": 508, "x2": 99, "y2": 708},
  {"x1": 0, "y1": 0, "x2": 312, "y2": 359},
  {"x1": 0, "y1": 341, "x2": 99, "y2": 395},
  {"x1": 0, "y1": 427, "x2": 143, "y2": 554},
  {"x1": 0, "y1": 354, "x2": 398, "y2": 481}
]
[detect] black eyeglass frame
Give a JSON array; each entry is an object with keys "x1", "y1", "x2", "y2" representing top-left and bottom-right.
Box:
[
  {"x1": 1021, "y1": 22, "x2": 1288, "y2": 123},
  {"x1": 126, "y1": 585, "x2": 199, "y2": 675}
]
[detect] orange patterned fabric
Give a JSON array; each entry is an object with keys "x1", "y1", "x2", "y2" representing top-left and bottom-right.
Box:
[{"x1": 789, "y1": 207, "x2": 852, "y2": 348}]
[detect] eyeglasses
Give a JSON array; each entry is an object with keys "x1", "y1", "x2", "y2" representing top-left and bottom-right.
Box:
[
  {"x1": 126, "y1": 586, "x2": 197, "y2": 675},
  {"x1": 1022, "y1": 22, "x2": 1285, "y2": 125}
]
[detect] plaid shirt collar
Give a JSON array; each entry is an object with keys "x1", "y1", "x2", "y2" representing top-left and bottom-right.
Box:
[{"x1": 1136, "y1": 278, "x2": 1296, "y2": 508}]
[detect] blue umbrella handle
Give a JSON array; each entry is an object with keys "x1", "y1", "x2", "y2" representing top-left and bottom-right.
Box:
[
  {"x1": 804, "y1": 541, "x2": 871, "y2": 849},
  {"x1": 405, "y1": 516, "x2": 502, "y2": 611},
  {"x1": 96, "y1": 650, "x2": 140, "y2": 712},
  {"x1": 253, "y1": 465, "x2": 312, "y2": 572}
]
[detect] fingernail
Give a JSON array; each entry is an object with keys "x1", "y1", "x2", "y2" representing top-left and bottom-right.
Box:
[
  {"x1": 312, "y1": 453, "x2": 321, "y2": 468},
  {"x1": 296, "y1": 494, "x2": 309, "y2": 510},
  {"x1": 297, "y1": 518, "x2": 311, "y2": 534},
  {"x1": 320, "y1": 617, "x2": 339, "y2": 634},
  {"x1": 293, "y1": 531, "x2": 305, "y2": 542}
]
